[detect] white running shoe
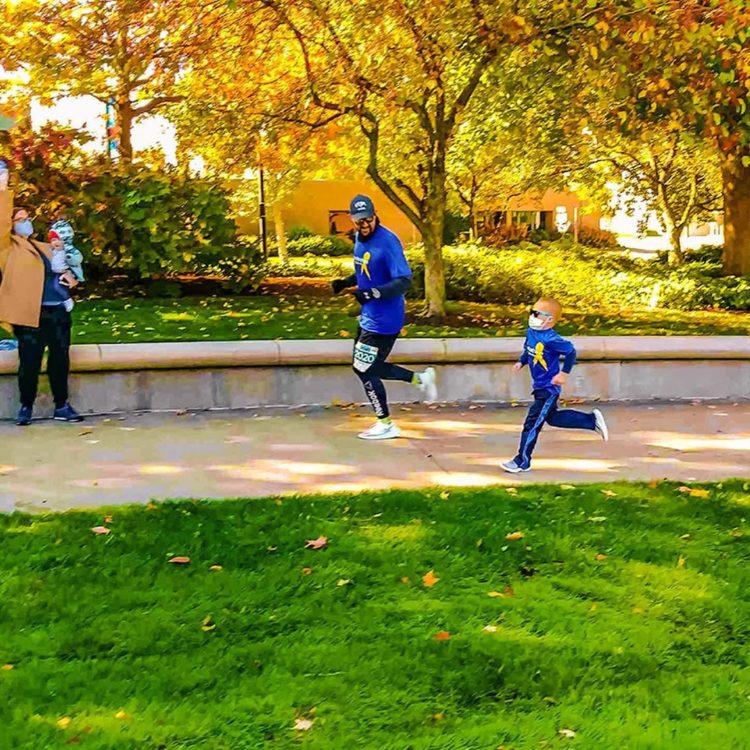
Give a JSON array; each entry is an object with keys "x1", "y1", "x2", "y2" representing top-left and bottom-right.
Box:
[
  {"x1": 358, "y1": 420, "x2": 402, "y2": 440},
  {"x1": 501, "y1": 460, "x2": 530, "y2": 474},
  {"x1": 417, "y1": 367, "x2": 438, "y2": 403},
  {"x1": 593, "y1": 409, "x2": 609, "y2": 442}
]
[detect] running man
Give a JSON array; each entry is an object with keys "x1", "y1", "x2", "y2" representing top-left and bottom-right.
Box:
[{"x1": 332, "y1": 194, "x2": 437, "y2": 440}]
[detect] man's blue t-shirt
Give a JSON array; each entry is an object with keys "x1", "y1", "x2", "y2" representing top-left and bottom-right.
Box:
[
  {"x1": 353, "y1": 224, "x2": 412, "y2": 335},
  {"x1": 519, "y1": 327, "x2": 577, "y2": 395}
]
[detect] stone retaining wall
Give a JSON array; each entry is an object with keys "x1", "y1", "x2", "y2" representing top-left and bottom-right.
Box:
[{"x1": 0, "y1": 336, "x2": 747, "y2": 417}]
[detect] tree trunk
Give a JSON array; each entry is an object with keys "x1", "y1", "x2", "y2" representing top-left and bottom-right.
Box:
[
  {"x1": 722, "y1": 151, "x2": 750, "y2": 276},
  {"x1": 421, "y1": 194, "x2": 447, "y2": 318},
  {"x1": 273, "y1": 202, "x2": 287, "y2": 262},
  {"x1": 118, "y1": 100, "x2": 134, "y2": 163},
  {"x1": 661, "y1": 211, "x2": 685, "y2": 267}
]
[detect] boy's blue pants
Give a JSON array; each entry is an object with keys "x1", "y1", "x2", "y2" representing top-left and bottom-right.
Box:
[{"x1": 514, "y1": 388, "x2": 596, "y2": 469}]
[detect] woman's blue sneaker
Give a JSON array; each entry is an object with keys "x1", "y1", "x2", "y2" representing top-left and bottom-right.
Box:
[
  {"x1": 53, "y1": 403, "x2": 84, "y2": 422},
  {"x1": 16, "y1": 405, "x2": 32, "y2": 426}
]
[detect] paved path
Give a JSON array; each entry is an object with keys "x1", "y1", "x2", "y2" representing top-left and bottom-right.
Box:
[{"x1": 0, "y1": 402, "x2": 748, "y2": 512}]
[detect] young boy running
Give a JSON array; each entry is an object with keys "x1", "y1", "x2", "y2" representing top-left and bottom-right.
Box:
[
  {"x1": 332, "y1": 194, "x2": 437, "y2": 440},
  {"x1": 502, "y1": 297, "x2": 608, "y2": 473}
]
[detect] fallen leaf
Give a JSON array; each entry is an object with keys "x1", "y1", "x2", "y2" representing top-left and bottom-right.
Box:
[
  {"x1": 680, "y1": 533, "x2": 691, "y2": 540},
  {"x1": 90, "y1": 526, "x2": 111, "y2": 535},
  {"x1": 431, "y1": 712, "x2": 445, "y2": 721},
  {"x1": 689, "y1": 488, "x2": 710, "y2": 498},
  {"x1": 482, "y1": 625, "x2": 499, "y2": 633},
  {"x1": 2, "y1": 664, "x2": 14, "y2": 671},
  {"x1": 560, "y1": 484, "x2": 575, "y2": 490},
  {"x1": 505, "y1": 487, "x2": 518, "y2": 495},
  {"x1": 648, "y1": 479, "x2": 660, "y2": 489},
  {"x1": 422, "y1": 570, "x2": 440, "y2": 587},
  {"x1": 57, "y1": 717, "x2": 71, "y2": 730},
  {"x1": 305, "y1": 536, "x2": 328, "y2": 550},
  {"x1": 505, "y1": 531, "x2": 524, "y2": 541},
  {"x1": 434, "y1": 630, "x2": 451, "y2": 641},
  {"x1": 302, "y1": 567, "x2": 313, "y2": 575},
  {"x1": 559, "y1": 728, "x2": 577, "y2": 739},
  {"x1": 294, "y1": 718, "x2": 314, "y2": 731},
  {"x1": 632, "y1": 606, "x2": 644, "y2": 614},
  {"x1": 168, "y1": 556, "x2": 191, "y2": 564},
  {"x1": 601, "y1": 489, "x2": 617, "y2": 497},
  {"x1": 114, "y1": 711, "x2": 129, "y2": 720},
  {"x1": 209, "y1": 565, "x2": 223, "y2": 571},
  {"x1": 588, "y1": 516, "x2": 607, "y2": 523},
  {"x1": 103, "y1": 515, "x2": 113, "y2": 524},
  {"x1": 78, "y1": 429, "x2": 93, "y2": 436},
  {"x1": 336, "y1": 578, "x2": 352, "y2": 587},
  {"x1": 488, "y1": 586, "x2": 514, "y2": 598},
  {"x1": 677, "y1": 555, "x2": 686, "y2": 568},
  {"x1": 439, "y1": 491, "x2": 450, "y2": 501},
  {"x1": 201, "y1": 615, "x2": 216, "y2": 632},
  {"x1": 594, "y1": 553, "x2": 607, "y2": 561},
  {"x1": 400, "y1": 576, "x2": 411, "y2": 584},
  {"x1": 146, "y1": 503, "x2": 157, "y2": 511}
]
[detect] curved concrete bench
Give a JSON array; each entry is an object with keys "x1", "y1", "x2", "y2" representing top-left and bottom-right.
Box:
[
  {"x1": 0, "y1": 336, "x2": 747, "y2": 374},
  {"x1": 0, "y1": 336, "x2": 747, "y2": 416}
]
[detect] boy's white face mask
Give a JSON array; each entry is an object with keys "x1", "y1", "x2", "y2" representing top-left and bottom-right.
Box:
[{"x1": 528, "y1": 308, "x2": 554, "y2": 330}]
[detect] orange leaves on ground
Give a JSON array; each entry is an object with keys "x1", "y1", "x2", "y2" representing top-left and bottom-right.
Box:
[
  {"x1": 595, "y1": 553, "x2": 608, "y2": 561},
  {"x1": 601, "y1": 489, "x2": 617, "y2": 497},
  {"x1": 209, "y1": 565, "x2": 223, "y2": 571},
  {"x1": 678, "y1": 486, "x2": 710, "y2": 498},
  {"x1": 482, "y1": 625, "x2": 499, "y2": 633},
  {"x1": 57, "y1": 717, "x2": 71, "y2": 730},
  {"x1": 305, "y1": 536, "x2": 328, "y2": 550},
  {"x1": 114, "y1": 711, "x2": 129, "y2": 720},
  {"x1": 302, "y1": 567, "x2": 313, "y2": 575},
  {"x1": 422, "y1": 570, "x2": 439, "y2": 587},
  {"x1": 2, "y1": 664, "x2": 14, "y2": 671},
  {"x1": 488, "y1": 585, "x2": 514, "y2": 598},
  {"x1": 90, "y1": 526, "x2": 111, "y2": 535},
  {"x1": 505, "y1": 531, "x2": 524, "y2": 541},
  {"x1": 168, "y1": 556, "x2": 191, "y2": 564},
  {"x1": 434, "y1": 631, "x2": 451, "y2": 641}
]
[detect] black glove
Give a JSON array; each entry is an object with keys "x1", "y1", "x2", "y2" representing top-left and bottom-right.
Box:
[
  {"x1": 354, "y1": 288, "x2": 376, "y2": 304},
  {"x1": 332, "y1": 277, "x2": 352, "y2": 295}
]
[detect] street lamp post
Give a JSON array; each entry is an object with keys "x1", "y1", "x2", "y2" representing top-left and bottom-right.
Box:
[{"x1": 258, "y1": 163, "x2": 268, "y2": 261}]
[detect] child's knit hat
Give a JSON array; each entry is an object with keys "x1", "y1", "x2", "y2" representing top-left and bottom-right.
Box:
[{"x1": 48, "y1": 229, "x2": 61, "y2": 242}]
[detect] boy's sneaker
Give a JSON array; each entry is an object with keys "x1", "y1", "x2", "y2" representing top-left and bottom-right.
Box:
[
  {"x1": 16, "y1": 405, "x2": 32, "y2": 426},
  {"x1": 417, "y1": 367, "x2": 438, "y2": 403},
  {"x1": 501, "y1": 459, "x2": 530, "y2": 474},
  {"x1": 358, "y1": 420, "x2": 402, "y2": 440},
  {"x1": 593, "y1": 409, "x2": 608, "y2": 442},
  {"x1": 54, "y1": 403, "x2": 84, "y2": 422}
]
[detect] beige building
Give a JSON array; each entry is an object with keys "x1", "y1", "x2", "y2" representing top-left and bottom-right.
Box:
[{"x1": 276, "y1": 179, "x2": 600, "y2": 244}]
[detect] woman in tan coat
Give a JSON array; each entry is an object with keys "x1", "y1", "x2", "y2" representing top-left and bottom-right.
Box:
[{"x1": 0, "y1": 169, "x2": 83, "y2": 425}]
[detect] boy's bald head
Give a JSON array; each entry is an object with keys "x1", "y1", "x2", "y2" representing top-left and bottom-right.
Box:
[{"x1": 534, "y1": 297, "x2": 562, "y2": 324}]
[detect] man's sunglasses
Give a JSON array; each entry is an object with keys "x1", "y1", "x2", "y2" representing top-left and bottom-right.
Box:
[
  {"x1": 353, "y1": 216, "x2": 375, "y2": 228},
  {"x1": 530, "y1": 308, "x2": 553, "y2": 319}
]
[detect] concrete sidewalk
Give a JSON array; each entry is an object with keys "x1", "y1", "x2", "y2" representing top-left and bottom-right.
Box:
[{"x1": 0, "y1": 402, "x2": 748, "y2": 512}]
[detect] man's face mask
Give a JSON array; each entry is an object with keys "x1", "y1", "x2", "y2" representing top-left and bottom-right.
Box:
[
  {"x1": 528, "y1": 308, "x2": 553, "y2": 330},
  {"x1": 13, "y1": 218, "x2": 33, "y2": 238}
]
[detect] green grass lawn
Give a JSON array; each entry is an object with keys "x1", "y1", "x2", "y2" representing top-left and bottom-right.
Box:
[
  {"x1": 3, "y1": 481, "x2": 750, "y2": 749},
  {"x1": 69, "y1": 293, "x2": 750, "y2": 344}
]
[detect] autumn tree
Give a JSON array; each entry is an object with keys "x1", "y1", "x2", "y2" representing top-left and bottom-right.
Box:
[
  {"x1": 233, "y1": 0, "x2": 622, "y2": 316},
  {"x1": 569, "y1": 0, "x2": 750, "y2": 275},
  {"x1": 4, "y1": 0, "x2": 222, "y2": 162}
]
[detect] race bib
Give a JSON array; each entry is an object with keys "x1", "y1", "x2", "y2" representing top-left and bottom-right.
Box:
[{"x1": 353, "y1": 341, "x2": 378, "y2": 372}]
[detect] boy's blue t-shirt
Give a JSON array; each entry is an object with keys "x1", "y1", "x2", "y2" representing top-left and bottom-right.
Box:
[
  {"x1": 353, "y1": 224, "x2": 412, "y2": 336},
  {"x1": 519, "y1": 327, "x2": 577, "y2": 395}
]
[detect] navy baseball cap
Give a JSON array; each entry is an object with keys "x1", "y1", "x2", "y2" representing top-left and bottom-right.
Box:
[{"x1": 350, "y1": 194, "x2": 375, "y2": 220}]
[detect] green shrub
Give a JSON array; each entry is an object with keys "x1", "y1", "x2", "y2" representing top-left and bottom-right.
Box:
[
  {"x1": 286, "y1": 234, "x2": 352, "y2": 257},
  {"x1": 406, "y1": 241, "x2": 750, "y2": 311},
  {"x1": 267, "y1": 256, "x2": 351, "y2": 278},
  {"x1": 287, "y1": 225, "x2": 314, "y2": 240}
]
